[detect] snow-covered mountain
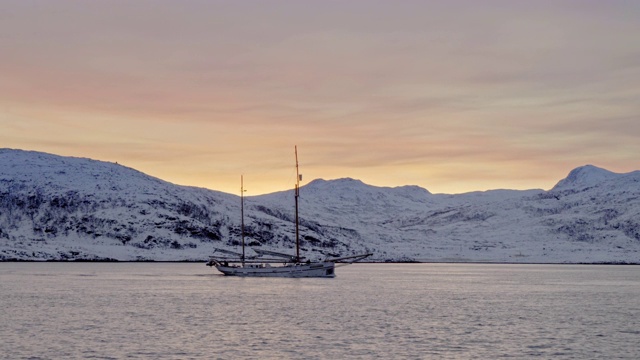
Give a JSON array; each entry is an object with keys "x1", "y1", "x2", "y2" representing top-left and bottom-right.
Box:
[
  {"x1": 1, "y1": 149, "x2": 639, "y2": 263},
  {"x1": 551, "y1": 164, "x2": 621, "y2": 191}
]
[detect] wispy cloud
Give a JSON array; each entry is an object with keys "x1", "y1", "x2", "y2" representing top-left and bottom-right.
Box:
[{"x1": 1, "y1": 0, "x2": 639, "y2": 194}]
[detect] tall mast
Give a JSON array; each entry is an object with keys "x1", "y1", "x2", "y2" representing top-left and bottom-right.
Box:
[
  {"x1": 241, "y1": 175, "x2": 245, "y2": 265},
  {"x1": 294, "y1": 146, "x2": 301, "y2": 263}
]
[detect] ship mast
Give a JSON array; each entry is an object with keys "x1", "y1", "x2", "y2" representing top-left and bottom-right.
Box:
[
  {"x1": 241, "y1": 175, "x2": 246, "y2": 265},
  {"x1": 294, "y1": 146, "x2": 301, "y2": 263}
]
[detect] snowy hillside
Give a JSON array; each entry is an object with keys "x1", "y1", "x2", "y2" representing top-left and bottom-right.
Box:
[{"x1": 1, "y1": 149, "x2": 639, "y2": 263}]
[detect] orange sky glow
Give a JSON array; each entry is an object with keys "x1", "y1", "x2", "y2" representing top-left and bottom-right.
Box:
[{"x1": 2, "y1": 1, "x2": 639, "y2": 195}]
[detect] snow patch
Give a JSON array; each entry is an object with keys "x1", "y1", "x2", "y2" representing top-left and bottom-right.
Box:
[{"x1": 1, "y1": 149, "x2": 640, "y2": 264}]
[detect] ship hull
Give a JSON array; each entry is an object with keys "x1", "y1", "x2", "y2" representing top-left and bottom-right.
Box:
[{"x1": 215, "y1": 262, "x2": 335, "y2": 278}]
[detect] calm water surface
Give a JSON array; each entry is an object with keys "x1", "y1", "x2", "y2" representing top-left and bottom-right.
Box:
[{"x1": 1, "y1": 263, "x2": 639, "y2": 359}]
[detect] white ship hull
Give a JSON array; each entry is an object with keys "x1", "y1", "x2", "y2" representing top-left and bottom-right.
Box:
[{"x1": 214, "y1": 262, "x2": 335, "y2": 278}]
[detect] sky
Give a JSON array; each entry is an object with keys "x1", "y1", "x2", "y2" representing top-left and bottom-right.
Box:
[{"x1": 1, "y1": 0, "x2": 639, "y2": 195}]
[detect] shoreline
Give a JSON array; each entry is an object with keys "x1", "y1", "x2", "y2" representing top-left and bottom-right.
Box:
[{"x1": 1, "y1": 259, "x2": 638, "y2": 265}]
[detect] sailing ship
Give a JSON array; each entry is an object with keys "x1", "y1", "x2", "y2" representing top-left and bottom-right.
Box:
[{"x1": 206, "y1": 146, "x2": 371, "y2": 278}]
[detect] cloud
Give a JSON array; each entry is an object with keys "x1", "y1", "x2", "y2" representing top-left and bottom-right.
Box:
[{"x1": 1, "y1": 0, "x2": 639, "y2": 194}]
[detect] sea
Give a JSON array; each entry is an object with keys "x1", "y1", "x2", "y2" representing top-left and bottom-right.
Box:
[{"x1": 1, "y1": 263, "x2": 638, "y2": 359}]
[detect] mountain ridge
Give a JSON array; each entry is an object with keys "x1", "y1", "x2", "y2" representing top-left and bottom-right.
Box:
[
  {"x1": 552, "y1": 164, "x2": 620, "y2": 191},
  {"x1": 1, "y1": 149, "x2": 639, "y2": 263}
]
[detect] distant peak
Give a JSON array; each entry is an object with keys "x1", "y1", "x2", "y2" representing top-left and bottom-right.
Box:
[
  {"x1": 565, "y1": 165, "x2": 615, "y2": 180},
  {"x1": 391, "y1": 184, "x2": 432, "y2": 196},
  {"x1": 572, "y1": 164, "x2": 609, "y2": 172},
  {"x1": 552, "y1": 165, "x2": 619, "y2": 190},
  {"x1": 306, "y1": 178, "x2": 365, "y2": 187},
  {"x1": 304, "y1": 177, "x2": 431, "y2": 196}
]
